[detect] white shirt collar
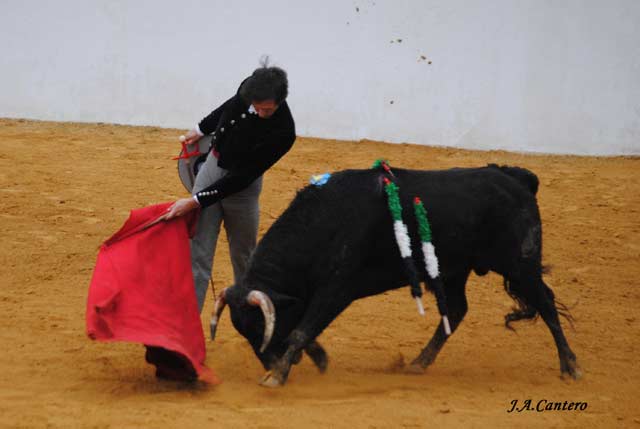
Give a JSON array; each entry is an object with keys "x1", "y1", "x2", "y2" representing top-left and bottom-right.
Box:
[{"x1": 248, "y1": 105, "x2": 257, "y2": 114}]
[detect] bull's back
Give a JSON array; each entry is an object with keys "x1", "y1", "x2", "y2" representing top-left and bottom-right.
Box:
[
  {"x1": 379, "y1": 166, "x2": 542, "y2": 277},
  {"x1": 410, "y1": 166, "x2": 541, "y2": 276},
  {"x1": 252, "y1": 165, "x2": 541, "y2": 289}
]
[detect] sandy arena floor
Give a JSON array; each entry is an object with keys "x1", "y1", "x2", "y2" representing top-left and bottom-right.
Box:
[{"x1": 0, "y1": 118, "x2": 638, "y2": 428}]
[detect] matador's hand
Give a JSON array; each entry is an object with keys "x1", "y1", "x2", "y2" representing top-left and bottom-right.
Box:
[
  {"x1": 181, "y1": 128, "x2": 203, "y2": 146},
  {"x1": 164, "y1": 197, "x2": 200, "y2": 220}
]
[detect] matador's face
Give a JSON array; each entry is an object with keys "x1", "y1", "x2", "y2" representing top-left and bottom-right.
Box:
[{"x1": 252, "y1": 99, "x2": 279, "y2": 119}]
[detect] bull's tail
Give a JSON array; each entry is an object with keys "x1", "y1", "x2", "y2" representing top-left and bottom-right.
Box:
[
  {"x1": 503, "y1": 277, "x2": 538, "y2": 329},
  {"x1": 488, "y1": 164, "x2": 539, "y2": 195},
  {"x1": 502, "y1": 271, "x2": 576, "y2": 331}
]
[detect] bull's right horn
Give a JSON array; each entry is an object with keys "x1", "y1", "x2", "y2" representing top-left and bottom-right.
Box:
[
  {"x1": 210, "y1": 288, "x2": 228, "y2": 340},
  {"x1": 247, "y1": 290, "x2": 276, "y2": 353}
]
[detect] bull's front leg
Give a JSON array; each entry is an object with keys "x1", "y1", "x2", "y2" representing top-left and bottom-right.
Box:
[
  {"x1": 305, "y1": 340, "x2": 328, "y2": 373},
  {"x1": 287, "y1": 340, "x2": 327, "y2": 371},
  {"x1": 260, "y1": 330, "x2": 310, "y2": 387},
  {"x1": 408, "y1": 273, "x2": 469, "y2": 373},
  {"x1": 260, "y1": 288, "x2": 352, "y2": 387}
]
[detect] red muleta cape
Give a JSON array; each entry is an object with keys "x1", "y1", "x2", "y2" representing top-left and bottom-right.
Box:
[{"x1": 86, "y1": 202, "x2": 219, "y2": 384}]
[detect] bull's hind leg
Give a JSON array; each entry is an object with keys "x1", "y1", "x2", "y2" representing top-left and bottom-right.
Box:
[
  {"x1": 505, "y1": 260, "x2": 582, "y2": 379},
  {"x1": 408, "y1": 272, "x2": 470, "y2": 373},
  {"x1": 508, "y1": 272, "x2": 581, "y2": 379}
]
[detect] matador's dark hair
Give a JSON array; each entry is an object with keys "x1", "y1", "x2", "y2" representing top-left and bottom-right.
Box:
[{"x1": 239, "y1": 56, "x2": 288, "y2": 105}]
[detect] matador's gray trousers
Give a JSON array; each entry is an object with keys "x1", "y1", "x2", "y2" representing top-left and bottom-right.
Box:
[{"x1": 191, "y1": 151, "x2": 262, "y2": 312}]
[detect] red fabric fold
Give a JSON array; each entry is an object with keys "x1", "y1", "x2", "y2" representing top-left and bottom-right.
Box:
[{"x1": 86, "y1": 202, "x2": 219, "y2": 384}]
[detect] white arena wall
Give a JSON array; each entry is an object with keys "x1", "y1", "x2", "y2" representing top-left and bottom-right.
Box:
[{"x1": 1, "y1": 0, "x2": 639, "y2": 155}]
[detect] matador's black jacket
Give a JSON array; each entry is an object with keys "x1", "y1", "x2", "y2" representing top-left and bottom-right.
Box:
[{"x1": 193, "y1": 80, "x2": 296, "y2": 207}]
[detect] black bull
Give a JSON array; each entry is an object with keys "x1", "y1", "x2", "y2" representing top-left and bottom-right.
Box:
[{"x1": 211, "y1": 165, "x2": 580, "y2": 386}]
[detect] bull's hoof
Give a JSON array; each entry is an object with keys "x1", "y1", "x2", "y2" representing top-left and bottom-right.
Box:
[
  {"x1": 259, "y1": 371, "x2": 284, "y2": 388},
  {"x1": 561, "y1": 364, "x2": 583, "y2": 380},
  {"x1": 561, "y1": 357, "x2": 582, "y2": 380},
  {"x1": 405, "y1": 362, "x2": 426, "y2": 375}
]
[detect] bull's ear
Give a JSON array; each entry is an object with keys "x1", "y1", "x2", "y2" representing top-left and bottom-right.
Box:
[
  {"x1": 266, "y1": 291, "x2": 304, "y2": 338},
  {"x1": 222, "y1": 284, "x2": 246, "y2": 307},
  {"x1": 266, "y1": 290, "x2": 303, "y2": 310}
]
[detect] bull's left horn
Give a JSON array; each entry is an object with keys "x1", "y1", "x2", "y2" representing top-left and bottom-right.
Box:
[
  {"x1": 210, "y1": 289, "x2": 228, "y2": 340},
  {"x1": 247, "y1": 290, "x2": 276, "y2": 353}
]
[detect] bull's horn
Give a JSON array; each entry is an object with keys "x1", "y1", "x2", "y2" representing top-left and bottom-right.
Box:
[
  {"x1": 210, "y1": 289, "x2": 228, "y2": 340},
  {"x1": 247, "y1": 290, "x2": 276, "y2": 353}
]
